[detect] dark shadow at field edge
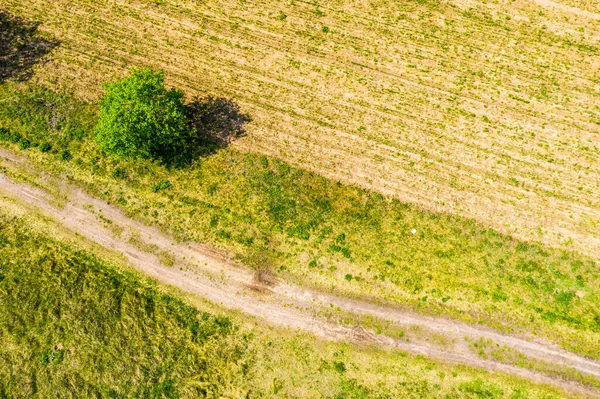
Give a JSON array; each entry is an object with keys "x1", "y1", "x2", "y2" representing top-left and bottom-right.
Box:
[
  {"x1": 186, "y1": 95, "x2": 251, "y2": 144},
  {"x1": 0, "y1": 10, "x2": 59, "y2": 82},
  {"x1": 176, "y1": 95, "x2": 251, "y2": 167}
]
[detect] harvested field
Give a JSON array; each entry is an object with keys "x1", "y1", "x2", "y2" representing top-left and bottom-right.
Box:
[{"x1": 3, "y1": 0, "x2": 600, "y2": 257}]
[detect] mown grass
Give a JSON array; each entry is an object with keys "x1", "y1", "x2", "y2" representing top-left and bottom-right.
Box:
[
  {"x1": 1, "y1": 82, "x2": 600, "y2": 361},
  {"x1": 0, "y1": 199, "x2": 576, "y2": 398}
]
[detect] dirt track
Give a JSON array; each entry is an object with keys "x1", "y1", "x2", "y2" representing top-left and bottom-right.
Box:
[{"x1": 0, "y1": 149, "x2": 599, "y2": 397}]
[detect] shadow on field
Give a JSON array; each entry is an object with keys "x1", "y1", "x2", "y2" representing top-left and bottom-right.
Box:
[
  {"x1": 0, "y1": 10, "x2": 58, "y2": 82},
  {"x1": 185, "y1": 95, "x2": 251, "y2": 151}
]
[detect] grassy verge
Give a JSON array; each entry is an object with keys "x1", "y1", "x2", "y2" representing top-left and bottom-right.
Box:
[
  {"x1": 468, "y1": 337, "x2": 600, "y2": 391},
  {"x1": 0, "y1": 197, "x2": 577, "y2": 398},
  {"x1": 1, "y1": 81, "x2": 600, "y2": 361}
]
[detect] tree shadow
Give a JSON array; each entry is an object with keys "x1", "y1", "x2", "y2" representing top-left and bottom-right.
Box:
[
  {"x1": 0, "y1": 10, "x2": 59, "y2": 82},
  {"x1": 185, "y1": 95, "x2": 251, "y2": 156}
]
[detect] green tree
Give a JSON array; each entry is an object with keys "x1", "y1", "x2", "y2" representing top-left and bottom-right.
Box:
[{"x1": 95, "y1": 68, "x2": 193, "y2": 165}]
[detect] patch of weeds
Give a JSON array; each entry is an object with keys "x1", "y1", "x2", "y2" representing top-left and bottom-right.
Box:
[
  {"x1": 59, "y1": 150, "x2": 72, "y2": 161},
  {"x1": 152, "y1": 180, "x2": 171, "y2": 192},
  {"x1": 0, "y1": 127, "x2": 11, "y2": 141},
  {"x1": 333, "y1": 361, "x2": 346, "y2": 374},
  {"x1": 112, "y1": 167, "x2": 128, "y2": 179},
  {"x1": 18, "y1": 138, "x2": 30, "y2": 150},
  {"x1": 39, "y1": 141, "x2": 52, "y2": 153},
  {"x1": 159, "y1": 251, "x2": 176, "y2": 267}
]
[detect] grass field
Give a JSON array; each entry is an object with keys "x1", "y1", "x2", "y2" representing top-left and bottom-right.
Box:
[
  {"x1": 2, "y1": 0, "x2": 600, "y2": 261},
  {"x1": 1, "y1": 81, "x2": 600, "y2": 363},
  {"x1": 0, "y1": 198, "x2": 579, "y2": 398},
  {"x1": 2, "y1": 0, "x2": 600, "y2": 395}
]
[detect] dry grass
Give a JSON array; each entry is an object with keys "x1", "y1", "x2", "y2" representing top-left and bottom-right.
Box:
[{"x1": 2, "y1": 0, "x2": 600, "y2": 259}]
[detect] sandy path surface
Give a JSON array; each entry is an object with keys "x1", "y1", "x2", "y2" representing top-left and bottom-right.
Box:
[{"x1": 0, "y1": 150, "x2": 599, "y2": 396}]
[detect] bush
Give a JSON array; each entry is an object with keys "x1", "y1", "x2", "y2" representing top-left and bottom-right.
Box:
[
  {"x1": 0, "y1": 127, "x2": 10, "y2": 141},
  {"x1": 95, "y1": 68, "x2": 194, "y2": 165},
  {"x1": 7, "y1": 130, "x2": 21, "y2": 143}
]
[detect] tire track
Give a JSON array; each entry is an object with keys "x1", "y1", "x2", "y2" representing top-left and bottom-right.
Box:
[{"x1": 0, "y1": 151, "x2": 599, "y2": 396}]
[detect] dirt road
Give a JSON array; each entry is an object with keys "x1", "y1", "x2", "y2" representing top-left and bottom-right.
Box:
[{"x1": 0, "y1": 149, "x2": 599, "y2": 396}]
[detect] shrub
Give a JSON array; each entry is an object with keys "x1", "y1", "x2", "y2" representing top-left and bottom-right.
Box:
[
  {"x1": 0, "y1": 127, "x2": 10, "y2": 141},
  {"x1": 333, "y1": 361, "x2": 346, "y2": 374},
  {"x1": 0, "y1": 128, "x2": 18, "y2": 143},
  {"x1": 329, "y1": 243, "x2": 342, "y2": 252},
  {"x1": 8, "y1": 130, "x2": 21, "y2": 143},
  {"x1": 95, "y1": 68, "x2": 194, "y2": 165},
  {"x1": 341, "y1": 247, "x2": 351, "y2": 259}
]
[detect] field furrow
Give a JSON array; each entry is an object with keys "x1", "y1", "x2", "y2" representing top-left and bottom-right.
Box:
[{"x1": 2, "y1": 0, "x2": 600, "y2": 257}]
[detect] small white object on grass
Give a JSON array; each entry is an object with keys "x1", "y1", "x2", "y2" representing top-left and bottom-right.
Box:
[{"x1": 411, "y1": 228, "x2": 417, "y2": 235}]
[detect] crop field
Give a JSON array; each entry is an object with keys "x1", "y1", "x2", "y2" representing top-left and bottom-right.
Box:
[
  {"x1": 2, "y1": 0, "x2": 600, "y2": 260},
  {"x1": 539, "y1": 0, "x2": 600, "y2": 15},
  {"x1": 0, "y1": 199, "x2": 578, "y2": 398},
  {"x1": 2, "y1": 82, "x2": 600, "y2": 363}
]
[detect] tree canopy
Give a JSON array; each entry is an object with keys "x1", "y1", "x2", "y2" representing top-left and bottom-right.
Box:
[{"x1": 95, "y1": 68, "x2": 193, "y2": 165}]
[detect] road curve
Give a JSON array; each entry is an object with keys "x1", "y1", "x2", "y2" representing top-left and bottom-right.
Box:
[{"x1": 0, "y1": 149, "x2": 598, "y2": 397}]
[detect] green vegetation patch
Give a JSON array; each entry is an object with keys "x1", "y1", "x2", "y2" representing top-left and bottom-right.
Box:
[
  {"x1": 1, "y1": 81, "x2": 600, "y2": 359},
  {"x1": 0, "y1": 213, "x2": 253, "y2": 398},
  {"x1": 0, "y1": 203, "x2": 573, "y2": 398},
  {"x1": 95, "y1": 68, "x2": 196, "y2": 166}
]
